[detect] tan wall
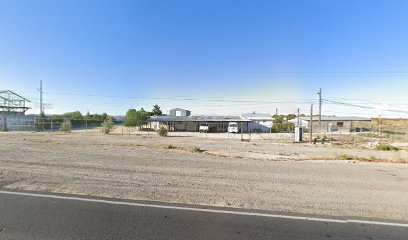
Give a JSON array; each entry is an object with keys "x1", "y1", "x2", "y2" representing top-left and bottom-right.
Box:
[{"x1": 310, "y1": 120, "x2": 371, "y2": 133}]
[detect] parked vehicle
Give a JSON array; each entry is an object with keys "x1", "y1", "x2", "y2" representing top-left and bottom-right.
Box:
[
  {"x1": 199, "y1": 123, "x2": 210, "y2": 133},
  {"x1": 227, "y1": 122, "x2": 240, "y2": 133}
]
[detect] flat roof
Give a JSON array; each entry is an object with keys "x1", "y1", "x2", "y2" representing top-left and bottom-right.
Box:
[
  {"x1": 149, "y1": 115, "x2": 251, "y2": 122},
  {"x1": 240, "y1": 113, "x2": 274, "y2": 121},
  {"x1": 298, "y1": 116, "x2": 371, "y2": 122}
]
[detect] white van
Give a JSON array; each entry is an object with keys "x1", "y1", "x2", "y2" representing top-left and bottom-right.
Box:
[
  {"x1": 199, "y1": 123, "x2": 210, "y2": 133},
  {"x1": 227, "y1": 122, "x2": 240, "y2": 133}
]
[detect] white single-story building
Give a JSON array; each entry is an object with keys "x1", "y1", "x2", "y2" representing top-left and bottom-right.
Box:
[{"x1": 149, "y1": 108, "x2": 274, "y2": 133}]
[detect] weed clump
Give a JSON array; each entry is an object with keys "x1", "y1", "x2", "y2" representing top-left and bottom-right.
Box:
[
  {"x1": 157, "y1": 126, "x2": 168, "y2": 137},
  {"x1": 102, "y1": 116, "x2": 114, "y2": 134},
  {"x1": 376, "y1": 144, "x2": 399, "y2": 151},
  {"x1": 339, "y1": 154, "x2": 354, "y2": 160},
  {"x1": 60, "y1": 120, "x2": 72, "y2": 133},
  {"x1": 192, "y1": 146, "x2": 201, "y2": 153}
]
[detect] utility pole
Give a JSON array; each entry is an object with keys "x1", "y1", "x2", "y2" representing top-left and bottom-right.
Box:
[
  {"x1": 310, "y1": 104, "x2": 313, "y2": 143},
  {"x1": 297, "y1": 108, "x2": 300, "y2": 127},
  {"x1": 318, "y1": 88, "x2": 322, "y2": 131},
  {"x1": 275, "y1": 108, "x2": 278, "y2": 117},
  {"x1": 39, "y1": 80, "x2": 43, "y2": 116}
]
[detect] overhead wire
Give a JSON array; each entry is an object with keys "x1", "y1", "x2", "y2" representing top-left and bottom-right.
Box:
[
  {"x1": 323, "y1": 99, "x2": 408, "y2": 115},
  {"x1": 40, "y1": 90, "x2": 315, "y2": 104}
]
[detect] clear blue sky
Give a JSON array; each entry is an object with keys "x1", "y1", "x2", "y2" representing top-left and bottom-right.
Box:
[{"x1": 1, "y1": 0, "x2": 408, "y2": 117}]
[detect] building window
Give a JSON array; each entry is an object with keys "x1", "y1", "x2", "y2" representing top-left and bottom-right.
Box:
[{"x1": 337, "y1": 122, "x2": 344, "y2": 127}]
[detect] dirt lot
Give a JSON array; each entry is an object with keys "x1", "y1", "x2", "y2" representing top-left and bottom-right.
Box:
[{"x1": 1, "y1": 131, "x2": 408, "y2": 221}]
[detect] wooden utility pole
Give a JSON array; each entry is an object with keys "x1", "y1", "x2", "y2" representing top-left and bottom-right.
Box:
[
  {"x1": 297, "y1": 108, "x2": 300, "y2": 127},
  {"x1": 318, "y1": 88, "x2": 322, "y2": 130},
  {"x1": 310, "y1": 104, "x2": 313, "y2": 143}
]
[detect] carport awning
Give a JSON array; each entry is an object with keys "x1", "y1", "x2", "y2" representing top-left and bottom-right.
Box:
[{"x1": 148, "y1": 116, "x2": 251, "y2": 123}]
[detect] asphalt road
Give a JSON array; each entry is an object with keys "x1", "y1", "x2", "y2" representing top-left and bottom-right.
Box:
[{"x1": 0, "y1": 191, "x2": 407, "y2": 240}]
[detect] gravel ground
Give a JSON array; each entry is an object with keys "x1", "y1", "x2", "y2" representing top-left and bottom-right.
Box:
[{"x1": 1, "y1": 131, "x2": 408, "y2": 221}]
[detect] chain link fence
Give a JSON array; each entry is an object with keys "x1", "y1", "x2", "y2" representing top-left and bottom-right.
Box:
[
  {"x1": 3, "y1": 115, "x2": 399, "y2": 146},
  {"x1": 34, "y1": 118, "x2": 128, "y2": 133}
]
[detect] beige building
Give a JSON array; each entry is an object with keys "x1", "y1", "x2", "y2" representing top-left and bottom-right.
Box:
[{"x1": 291, "y1": 116, "x2": 372, "y2": 133}]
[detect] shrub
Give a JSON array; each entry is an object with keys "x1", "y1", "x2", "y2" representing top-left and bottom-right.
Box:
[
  {"x1": 102, "y1": 116, "x2": 114, "y2": 134},
  {"x1": 60, "y1": 120, "x2": 72, "y2": 133},
  {"x1": 157, "y1": 126, "x2": 168, "y2": 137},
  {"x1": 165, "y1": 144, "x2": 174, "y2": 149},
  {"x1": 376, "y1": 144, "x2": 399, "y2": 151},
  {"x1": 192, "y1": 146, "x2": 201, "y2": 153}
]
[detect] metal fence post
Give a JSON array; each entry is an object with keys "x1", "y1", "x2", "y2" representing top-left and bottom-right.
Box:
[
  {"x1": 310, "y1": 104, "x2": 313, "y2": 143},
  {"x1": 240, "y1": 122, "x2": 243, "y2": 141},
  {"x1": 248, "y1": 122, "x2": 251, "y2": 141},
  {"x1": 3, "y1": 115, "x2": 7, "y2": 131}
]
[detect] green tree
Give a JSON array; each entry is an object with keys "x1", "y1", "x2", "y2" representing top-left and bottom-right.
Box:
[
  {"x1": 51, "y1": 114, "x2": 61, "y2": 120},
  {"x1": 101, "y1": 113, "x2": 108, "y2": 121},
  {"x1": 125, "y1": 109, "x2": 138, "y2": 127},
  {"x1": 286, "y1": 114, "x2": 297, "y2": 120},
  {"x1": 62, "y1": 111, "x2": 83, "y2": 120},
  {"x1": 86, "y1": 113, "x2": 107, "y2": 121},
  {"x1": 125, "y1": 108, "x2": 148, "y2": 129},
  {"x1": 72, "y1": 111, "x2": 83, "y2": 119},
  {"x1": 151, "y1": 104, "x2": 162, "y2": 116},
  {"x1": 272, "y1": 115, "x2": 295, "y2": 133}
]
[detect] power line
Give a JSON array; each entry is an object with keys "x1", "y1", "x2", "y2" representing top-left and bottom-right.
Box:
[
  {"x1": 40, "y1": 91, "x2": 315, "y2": 104},
  {"x1": 241, "y1": 71, "x2": 408, "y2": 75},
  {"x1": 323, "y1": 99, "x2": 408, "y2": 114},
  {"x1": 324, "y1": 96, "x2": 408, "y2": 106}
]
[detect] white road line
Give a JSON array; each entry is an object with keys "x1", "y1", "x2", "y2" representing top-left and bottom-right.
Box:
[{"x1": 1, "y1": 190, "x2": 407, "y2": 228}]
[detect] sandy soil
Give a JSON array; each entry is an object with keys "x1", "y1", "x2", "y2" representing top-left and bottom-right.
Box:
[{"x1": 1, "y1": 131, "x2": 408, "y2": 221}]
